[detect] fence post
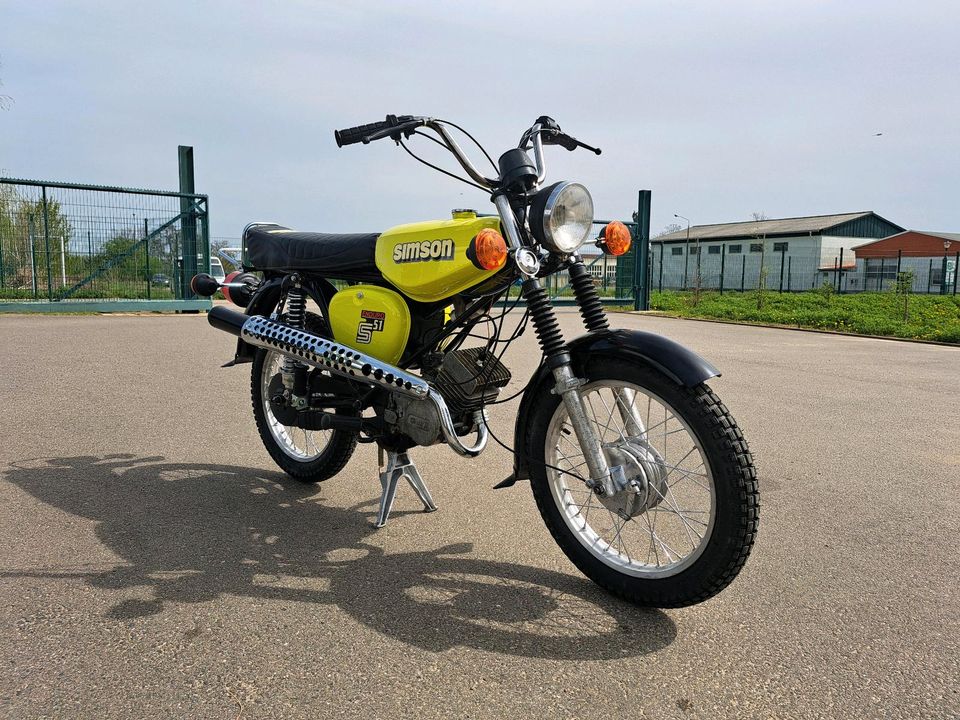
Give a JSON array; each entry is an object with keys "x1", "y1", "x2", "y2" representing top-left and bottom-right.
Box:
[
  {"x1": 179, "y1": 146, "x2": 198, "y2": 300},
  {"x1": 145, "y1": 218, "x2": 151, "y2": 301},
  {"x1": 41, "y1": 186, "x2": 54, "y2": 301},
  {"x1": 948, "y1": 250, "x2": 960, "y2": 295},
  {"x1": 29, "y1": 216, "x2": 38, "y2": 298},
  {"x1": 787, "y1": 256, "x2": 792, "y2": 292},
  {"x1": 840, "y1": 248, "x2": 845, "y2": 294},
  {"x1": 878, "y1": 257, "x2": 884, "y2": 291},
  {"x1": 201, "y1": 197, "x2": 210, "y2": 274},
  {"x1": 741, "y1": 255, "x2": 746, "y2": 292},
  {"x1": 719, "y1": 244, "x2": 726, "y2": 294},
  {"x1": 0, "y1": 230, "x2": 4, "y2": 288},
  {"x1": 928, "y1": 258, "x2": 933, "y2": 294},
  {"x1": 941, "y1": 254, "x2": 949, "y2": 295},
  {"x1": 658, "y1": 246, "x2": 663, "y2": 292},
  {"x1": 779, "y1": 249, "x2": 785, "y2": 292},
  {"x1": 632, "y1": 190, "x2": 651, "y2": 311},
  {"x1": 647, "y1": 250, "x2": 654, "y2": 300}
]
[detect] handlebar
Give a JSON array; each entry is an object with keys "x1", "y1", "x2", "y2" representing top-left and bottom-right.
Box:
[
  {"x1": 334, "y1": 120, "x2": 393, "y2": 147},
  {"x1": 334, "y1": 114, "x2": 599, "y2": 190},
  {"x1": 334, "y1": 115, "x2": 420, "y2": 147}
]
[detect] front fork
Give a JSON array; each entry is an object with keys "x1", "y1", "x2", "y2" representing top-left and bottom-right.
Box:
[{"x1": 521, "y1": 261, "x2": 644, "y2": 497}]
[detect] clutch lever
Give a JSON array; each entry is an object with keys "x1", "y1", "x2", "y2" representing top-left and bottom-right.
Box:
[{"x1": 362, "y1": 117, "x2": 424, "y2": 144}]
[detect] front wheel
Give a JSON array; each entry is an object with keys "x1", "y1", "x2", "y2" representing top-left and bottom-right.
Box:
[{"x1": 526, "y1": 357, "x2": 758, "y2": 607}]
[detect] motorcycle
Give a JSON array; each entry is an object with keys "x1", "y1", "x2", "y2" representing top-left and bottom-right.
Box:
[{"x1": 192, "y1": 115, "x2": 758, "y2": 607}]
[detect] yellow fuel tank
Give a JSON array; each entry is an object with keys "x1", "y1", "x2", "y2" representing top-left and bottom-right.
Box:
[
  {"x1": 328, "y1": 285, "x2": 411, "y2": 365},
  {"x1": 375, "y1": 210, "x2": 502, "y2": 303}
]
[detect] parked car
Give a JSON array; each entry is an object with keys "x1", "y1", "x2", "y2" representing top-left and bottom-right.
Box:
[{"x1": 151, "y1": 273, "x2": 170, "y2": 287}]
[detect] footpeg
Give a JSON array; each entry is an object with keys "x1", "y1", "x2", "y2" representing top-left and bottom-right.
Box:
[{"x1": 374, "y1": 450, "x2": 436, "y2": 528}]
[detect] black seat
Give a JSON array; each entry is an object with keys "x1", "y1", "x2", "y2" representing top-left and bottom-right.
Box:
[{"x1": 244, "y1": 223, "x2": 381, "y2": 280}]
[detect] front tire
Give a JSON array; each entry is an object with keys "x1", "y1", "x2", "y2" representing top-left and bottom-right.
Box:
[{"x1": 526, "y1": 357, "x2": 758, "y2": 607}]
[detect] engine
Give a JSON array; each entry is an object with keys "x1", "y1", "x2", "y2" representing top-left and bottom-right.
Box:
[{"x1": 384, "y1": 347, "x2": 511, "y2": 446}]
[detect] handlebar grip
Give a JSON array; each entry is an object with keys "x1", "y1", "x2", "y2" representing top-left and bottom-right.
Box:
[{"x1": 334, "y1": 120, "x2": 393, "y2": 147}]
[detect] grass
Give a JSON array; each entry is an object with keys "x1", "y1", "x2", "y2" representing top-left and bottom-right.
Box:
[{"x1": 650, "y1": 290, "x2": 960, "y2": 343}]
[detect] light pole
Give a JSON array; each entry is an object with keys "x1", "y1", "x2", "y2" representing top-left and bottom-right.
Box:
[{"x1": 675, "y1": 213, "x2": 691, "y2": 290}]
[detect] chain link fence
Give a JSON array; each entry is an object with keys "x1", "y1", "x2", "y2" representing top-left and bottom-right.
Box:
[
  {"x1": 0, "y1": 178, "x2": 210, "y2": 308},
  {"x1": 647, "y1": 243, "x2": 959, "y2": 296}
]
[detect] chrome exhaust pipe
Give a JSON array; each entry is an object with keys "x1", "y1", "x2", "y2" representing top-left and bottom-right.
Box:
[{"x1": 208, "y1": 307, "x2": 487, "y2": 457}]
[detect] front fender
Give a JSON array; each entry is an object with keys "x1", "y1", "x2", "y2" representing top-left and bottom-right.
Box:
[{"x1": 496, "y1": 328, "x2": 719, "y2": 488}]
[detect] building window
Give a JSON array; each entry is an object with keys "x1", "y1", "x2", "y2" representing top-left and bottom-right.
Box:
[
  {"x1": 864, "y1": 258, "x2": 898, "y2": 283},
  {"x1": 708, "y1": 245, "x2": 721, "y2": 255},
  {"x1": 729, "y1": 244, "x2": 742, "y2": 254},
  {"x1": 689, "y1": 246, "x2": 700, "y2": 255},
  {"x1": 773, "y1": 242, "x2": 789, "y2": 252},
  {"x1": 750, "y1": 243, "x2": 763, "y2": 253},
  {"x1": 671, "y1": 247, "x2": 683, "y2": 256}
]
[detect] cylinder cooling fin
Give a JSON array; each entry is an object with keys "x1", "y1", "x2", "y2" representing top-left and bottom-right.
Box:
[{"x1": 433, "y1": 347, "x2": 512, "y2": 415}]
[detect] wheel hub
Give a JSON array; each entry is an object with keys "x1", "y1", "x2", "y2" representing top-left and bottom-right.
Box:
[{"x1": 598, "y1": 438, "x2": 669, "y2": 518}]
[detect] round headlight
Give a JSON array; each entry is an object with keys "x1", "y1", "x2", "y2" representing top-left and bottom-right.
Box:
[{"x1": 531, "y1": 181, "x2": 594, "y2": 254}]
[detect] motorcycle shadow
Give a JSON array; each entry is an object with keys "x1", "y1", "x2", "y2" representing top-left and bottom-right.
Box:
[{"x1": 3, "y1": 454, "x2": 676, "y2": 659}]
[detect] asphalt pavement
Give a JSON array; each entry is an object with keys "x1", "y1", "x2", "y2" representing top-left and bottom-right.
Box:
[{"x1": 1, "y1": 309, "x2": 957, "y2": 719}]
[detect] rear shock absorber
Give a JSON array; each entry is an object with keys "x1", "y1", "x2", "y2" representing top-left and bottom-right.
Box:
[
  {"x1": 567, "y1": 258, "x2": 609, "y2": 332},
  {"x1": 282, "y1": 279, "x2": 309, "y2": 404}
]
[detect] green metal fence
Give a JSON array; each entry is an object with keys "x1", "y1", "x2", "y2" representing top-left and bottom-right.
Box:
[{"x1": 0, "y1": 177, "x2": 211, "y2": 312}]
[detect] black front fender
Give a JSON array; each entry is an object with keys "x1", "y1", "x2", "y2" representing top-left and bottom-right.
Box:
[{"x1": 496, "y1": 328, "x2": 719, "y2": 488}]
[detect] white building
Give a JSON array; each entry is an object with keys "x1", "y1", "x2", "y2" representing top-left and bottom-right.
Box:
[{"x1": 650, "y1": 212, "x2": 904, "y2": 292}]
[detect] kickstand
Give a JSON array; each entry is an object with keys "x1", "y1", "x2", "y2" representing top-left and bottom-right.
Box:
[{"x1": 374, "y1": 449, "x2": 437, "y2": 528}]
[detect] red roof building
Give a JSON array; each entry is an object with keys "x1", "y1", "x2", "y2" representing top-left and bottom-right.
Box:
[{"x1": 852, "y1": 230, "x2": 960, "y2": 259}]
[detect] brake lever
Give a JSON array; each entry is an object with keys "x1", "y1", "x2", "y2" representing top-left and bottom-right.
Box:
[
  {"x1": 575, "y1": 139, "x2": 602, "y2": 156},
  {"x1": 544, "y1": 131, "x2": 602, "y2": 155}
]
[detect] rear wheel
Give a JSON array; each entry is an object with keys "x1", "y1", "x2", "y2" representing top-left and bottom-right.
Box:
[
  {"x1": 251, "y1": 342, "x2": 358, "y2": 483},
  {"x1": 527, "y1": 357, "x2": 758, "y2": 607}
]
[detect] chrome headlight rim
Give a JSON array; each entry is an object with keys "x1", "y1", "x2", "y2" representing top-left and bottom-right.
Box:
[{"x1": 531, "y1": 181, "x2": 595, "y2": 254}]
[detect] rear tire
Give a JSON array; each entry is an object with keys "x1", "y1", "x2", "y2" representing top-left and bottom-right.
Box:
[
  {"x1": 526, "y1": 357, "x2": 758, "y2": 607},
  {"x1": 250, "y1": 312, "x2": 358, "y2": 483}
]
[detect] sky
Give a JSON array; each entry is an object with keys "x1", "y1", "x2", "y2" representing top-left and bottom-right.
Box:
[{"x1": 1, "y1": 1, "x2": 958, "y2": 241}]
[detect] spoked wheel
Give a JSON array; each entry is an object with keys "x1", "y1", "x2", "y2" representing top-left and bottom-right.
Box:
[
  {"x1": 527, "y1": 357, "x2": 758, "y2": 607},
  {"x1": 251, "y1": 348, "x2": 358, "y2": 483}
]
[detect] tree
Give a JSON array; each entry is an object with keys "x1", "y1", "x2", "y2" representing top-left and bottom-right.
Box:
[
  {"x1": 0, "y1": 57, "x2": 13, "y2": 110},
  {"x1": 0, "y1": 187, "x2": 72, "y2": 290},
  {"x1": 655, "y1": 222, "x2": 683, "y2": 238}
]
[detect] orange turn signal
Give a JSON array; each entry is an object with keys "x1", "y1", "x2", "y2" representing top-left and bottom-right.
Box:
[
  {"x1": 599, "y1": 221, "x2": 632, "y2": 256},
  {"x1": 470, "y1": 228, "x2": 508, "y2": 271}
]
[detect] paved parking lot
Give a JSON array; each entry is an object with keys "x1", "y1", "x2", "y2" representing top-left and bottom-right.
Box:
[{"x1": 1, "y1": 309, "x2": 957, "y2": 719}]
